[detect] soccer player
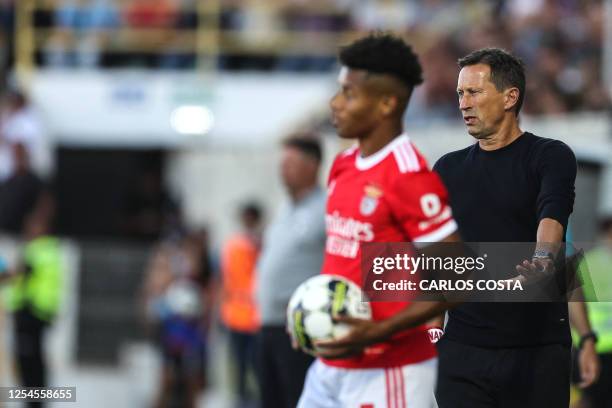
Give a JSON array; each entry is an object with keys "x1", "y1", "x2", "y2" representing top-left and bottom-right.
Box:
[
  {"x1": 296, "y1": 33, "x2": 459, "y2": 408},
  {"x1": 432, "y1": 48, "x2": 598, "y2": 408}
]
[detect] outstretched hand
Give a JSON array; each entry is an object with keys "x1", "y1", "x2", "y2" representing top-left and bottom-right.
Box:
[{"x1": 507, "y1": 258, "x2": 555, "y2": 286}]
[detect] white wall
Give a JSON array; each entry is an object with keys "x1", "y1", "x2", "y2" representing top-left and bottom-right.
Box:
[{"x1": 30, "y1": 71, "x2": 335, "y2": 148}]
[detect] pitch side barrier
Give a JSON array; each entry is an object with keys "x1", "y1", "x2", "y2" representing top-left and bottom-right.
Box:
[{"x1": 360, "y1": 242, "x2": 601, "y2": 303}]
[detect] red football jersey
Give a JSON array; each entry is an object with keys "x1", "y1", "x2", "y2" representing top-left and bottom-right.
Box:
[{"x1": 322, "y1": 133, "x2": 457, "y2": 369}]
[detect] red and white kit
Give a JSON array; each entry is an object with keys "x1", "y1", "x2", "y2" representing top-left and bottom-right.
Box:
[{"x1": 298, "y1": 133, "x2": 456, "y2": 408}]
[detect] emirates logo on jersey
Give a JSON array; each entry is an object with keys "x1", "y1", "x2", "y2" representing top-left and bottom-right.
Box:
[{"x1": 360, "y1": 184, "x2": 383, "y2": 216}]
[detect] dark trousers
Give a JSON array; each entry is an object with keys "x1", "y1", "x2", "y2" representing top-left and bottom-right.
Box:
[
  {"x1": 14, "y1": 308, "x2": 47, "y2": 408},
  {"x1": 258, "y1": 326, "x2": 313, "y2": 408},
  {"x1": 228, "y1": 329, "x2": 257, "y2": 401},
  {"x1": 436, "y1": 337, "x2": 570, "y2": 408}
]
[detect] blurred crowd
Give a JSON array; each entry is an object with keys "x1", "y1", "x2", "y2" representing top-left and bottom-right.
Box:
[{"x1": 0, "y1": 0, "x2": 607, "y2": 117}]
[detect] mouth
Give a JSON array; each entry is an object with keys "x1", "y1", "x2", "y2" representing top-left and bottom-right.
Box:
[
  {"x1": 331, "y1": 115, "x2": 341, "y2": 128},
  {"x1": 463, "y1": 116, "x2": 477, "y2": 126}
]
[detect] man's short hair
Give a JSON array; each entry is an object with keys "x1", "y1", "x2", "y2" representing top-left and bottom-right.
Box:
[
  {"x1": 458, "y1": 48, "x2": 526, "y2": 114},
  {"x1": 283, "y1": 133, "x2": 322, "y2": 163},
  {"x1": 339, "y1": 33, "x2": 424, "y2": 92}
]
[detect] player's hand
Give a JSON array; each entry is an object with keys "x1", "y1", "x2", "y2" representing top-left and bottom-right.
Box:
[
  {"x1": 286, "y1": 325, "x2": 299, "y2": 350},
  {"x1": 313, "y1": 315, "x2": 389, "y2": 360},
  {"x1": 578, "y1": 340, "x2": 600, "y2": 388},
  {"x1": 508, "y1": 258, "x2": 555, "y2": 286}
]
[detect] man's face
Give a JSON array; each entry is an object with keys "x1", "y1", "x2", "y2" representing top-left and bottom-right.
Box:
[
  {"x1": 457, "y1": 64, "x2": 508, "y2": 139},
  {"x1": 280, "y1": 146, "x2": 316, "y2": 192},
  {"x1": 330, "y1": 67, "x2": 382, "y2": 140}
]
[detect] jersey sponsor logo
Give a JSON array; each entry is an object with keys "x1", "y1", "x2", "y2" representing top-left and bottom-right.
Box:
[
  {"x1": 325, "y1": 211, "x2": 374, "y2": 242},
  {"x1": 325, "y1": 212, "x2": 374, "y2": 258},
  {"x1": 326, "y1": 235, "x2": 360, "y2": 258},
  {"x1": 359, "y1": 184, "x2": 383, "y2": 216},
  {"x1": 427, "y1": 327, "x2": 444, "y2": 343}
]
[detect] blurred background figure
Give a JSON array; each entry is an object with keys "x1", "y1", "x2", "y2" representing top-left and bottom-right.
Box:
[
  {"x1": 4, "y1": 204, "x2": 61, "y2": 407},
  {"x1": 142, "y1": 226, "x2": 214, "y2": 408},
  {"x1": 0, "y1": 0, "x2": 15, "y2": 76},
  {"x1": 575, "y1": 216, "x2": 612, "y2": 408},
  {"x1": 220, "y1": 202, "x2": 262, "y2": 408},
  {"x1": 0, "y1": 143, "x2": 44, "y2": 235},
  {"x1": 45, "y1": 0, "x2": 120, "y2": 68},
  {"x1": 0, "y1": 89, "x2": 49, "y2": 183},
  {"x1": 256, "y1": 134, "x2": 326, "y2": 408}
]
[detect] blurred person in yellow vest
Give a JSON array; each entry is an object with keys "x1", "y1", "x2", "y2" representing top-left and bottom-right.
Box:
[
  {"x1": 221, "y1": 202, "x2": 263, "y2": 407},
  {"x1": 574, "y1": 216, "x2": 612, "y2": 408},
  {"x1": 4, "y1": 201, "x2": 60, "y2": 407}
]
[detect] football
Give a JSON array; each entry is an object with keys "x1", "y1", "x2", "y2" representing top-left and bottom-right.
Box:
[{"x1": 287, "y1": 274, "x2": 372, "y2": 355}]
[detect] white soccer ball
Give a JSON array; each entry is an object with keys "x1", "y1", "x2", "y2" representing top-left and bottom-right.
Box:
[
  {"x1": 164, "y1": 280, "x2": 202, "y2": 319},
  {"x1": 287, "y1": 274, "x2": 372, "y2": 355}
]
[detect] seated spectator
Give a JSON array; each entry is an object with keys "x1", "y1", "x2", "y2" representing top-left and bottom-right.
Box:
[{"x1": 45, "y1": 0, "x2": 120, "y2": 68}]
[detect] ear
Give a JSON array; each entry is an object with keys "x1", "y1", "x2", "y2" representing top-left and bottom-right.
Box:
[
  {"x1": 379, "y1": 95, "x2": 399, "y2": 117},
  {"x1": 504, "y1": 87, "x2": 520, "y2": 112}
]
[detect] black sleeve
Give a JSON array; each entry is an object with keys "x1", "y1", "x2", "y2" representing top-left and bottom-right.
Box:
[{"x1": 535, "y1": 141, "x2": 577, "y2": 230}]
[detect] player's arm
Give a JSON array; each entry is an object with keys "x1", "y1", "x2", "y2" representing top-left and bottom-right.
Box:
[
  {"x1": 569, "y1": 291, "x2": 600, "y2": 388},
  {"x1": 315, "y1": 231, "x2": 461, "y2": 359},
  {"x1": 515, "y1": 141, "x2": 576, "y2": 283}
]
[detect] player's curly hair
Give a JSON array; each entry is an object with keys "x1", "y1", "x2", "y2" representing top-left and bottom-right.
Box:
[{"x1": 339, "y1": 33, "x2": 424, "y2": 90}]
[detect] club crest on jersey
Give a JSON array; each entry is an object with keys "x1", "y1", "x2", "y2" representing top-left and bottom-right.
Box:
[{"x1": 360, "y1": 184, "x2": 382, "y2": 216}]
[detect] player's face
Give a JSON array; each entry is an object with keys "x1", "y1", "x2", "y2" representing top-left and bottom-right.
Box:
[
  {"x1": 330, "y1": 67, "x2": 382, "y2": 140},
  {"x1": 457, "y1": 64, "x2": 507, "y2": 139}
]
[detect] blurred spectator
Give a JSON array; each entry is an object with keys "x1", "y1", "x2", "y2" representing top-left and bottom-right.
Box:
[
  {"x1": 276, "y1": 0, "x2": 349, "y2": 71},
  {"x1": 30, "y1": 0, "x2": 612, "y2": 113},
  {"x1": 4, "y1": 209, "x2": 62, "y2": 407},
  {"x1": 142, "y1": 230, "x2": 211, "y2": 408},
  {"x1": 350, "y1": 0, "x2": 416, "y2": 32},
  {"x1": 0, "y1": 89, "x2": 49, "y2": 181},
  {"x1": 256, "y1": 134, "x2": 326, "y2": 408},
  {"x1": 220, "y1": 202, "x2": 262, "y2": 408},
  {"x1": 124, "y1": 0, "x2": 178, "y2": 28},
  {"x1": 45, "y1": 0, "x2": 120, "y2": 68},
  {"x1": 576, "y1": 217, "x2": 612, "y2": 408},
  {"x1": 123, "y1": 0, "x2": 180, "y2": 68},
  {"x1": 0, "y1": 0, "x2": 14, "y2": 74},
  {"x1": 0, "y1": 143, "x2": 45, "y2": 235}
]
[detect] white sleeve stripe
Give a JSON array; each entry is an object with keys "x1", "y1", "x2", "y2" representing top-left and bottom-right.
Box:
[{"x1": 412, "y1": 218, "x2": 458, "y2": 243}]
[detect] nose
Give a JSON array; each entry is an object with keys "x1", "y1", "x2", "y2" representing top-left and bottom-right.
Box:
[
  {"x1": 330, "y1": 92, "x2": 341, "y2": 112},
  {"x1": 459, "y1": 95, "x2": 471, "y2": 112}
]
